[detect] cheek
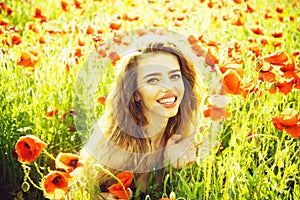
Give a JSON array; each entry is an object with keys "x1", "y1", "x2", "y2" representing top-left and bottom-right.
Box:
[
  {"x1": 177, "y1": 80, "x2": 185, "y2": 96},
  {"x1": 138, "y1": 86, "x2": 156, "y2": 101}
]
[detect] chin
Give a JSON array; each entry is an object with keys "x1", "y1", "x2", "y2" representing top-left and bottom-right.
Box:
[{"x1": 161, "y1": 109, "x2": 179, "y2": 119}]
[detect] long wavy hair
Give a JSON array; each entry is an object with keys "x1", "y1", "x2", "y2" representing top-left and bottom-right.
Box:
[{"x1": 79, "y1": 35, "x2": 203, "y2": 188}]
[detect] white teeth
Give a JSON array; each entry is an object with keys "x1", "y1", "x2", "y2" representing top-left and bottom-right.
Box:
[{"x1": 158, "y1": 97, "x2": 176, "y2": 104}]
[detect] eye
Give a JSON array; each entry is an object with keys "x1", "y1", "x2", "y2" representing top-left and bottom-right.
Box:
[
  {"x1": 147, "y1": 77, "x2": 159, "y2": 83},
  {"x1": 170, "y1": 73, "x2": 181, "y2": 80}
]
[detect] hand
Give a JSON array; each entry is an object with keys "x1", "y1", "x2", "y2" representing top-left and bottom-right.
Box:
[
  {"x1": 164, "y1": 134, "x2": 197, "y2": 169},
  {"x1": 107, "y1": 194, "x2": 118, "y2": 200},
  {"x1": 100, "y1": 192, "x2": 119, "y2": 200}
]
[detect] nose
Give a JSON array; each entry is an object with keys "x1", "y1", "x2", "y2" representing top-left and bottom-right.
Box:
[{"x1": 159, "y1": 79, "x2": 174, "y2": 91}]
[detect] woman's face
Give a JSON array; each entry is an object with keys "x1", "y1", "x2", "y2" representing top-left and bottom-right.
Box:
[{"x1": 136, "y1": 52, "x2": 185, "y2": 121}]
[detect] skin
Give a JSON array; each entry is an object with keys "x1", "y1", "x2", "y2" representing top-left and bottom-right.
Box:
[{"x1": 136, "y1": 52, "x2": 185, "y2": 149}]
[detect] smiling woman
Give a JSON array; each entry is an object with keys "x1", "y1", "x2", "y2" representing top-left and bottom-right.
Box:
[{"x1": 74, "y1": 31, "x2": 208, "y2": 199}]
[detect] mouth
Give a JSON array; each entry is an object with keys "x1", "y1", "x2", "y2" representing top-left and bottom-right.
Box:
[{"x1": 156, "y1": 94, "x2": 178, "y2": 108}]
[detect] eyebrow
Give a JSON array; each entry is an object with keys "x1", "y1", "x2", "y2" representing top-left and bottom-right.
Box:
[{"x1": 143, "y1": 69, "x2": 181, "y2": 79}]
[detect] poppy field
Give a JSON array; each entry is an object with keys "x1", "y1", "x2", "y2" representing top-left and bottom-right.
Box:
[{"x1": 1, "y1": 0, "x2": 300, "y2": 199}]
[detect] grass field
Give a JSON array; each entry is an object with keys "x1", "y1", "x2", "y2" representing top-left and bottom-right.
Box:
[{"x1": 0, "y1": 0, "x2": 299, "y2": 199}]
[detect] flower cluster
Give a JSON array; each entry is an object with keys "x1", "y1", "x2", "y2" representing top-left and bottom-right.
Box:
[
  {"x1": 272, "y1": 108, "x2": 300, "y2": 139},
  {"x1": 258, "y1": 51, "x2": 300, "y2": 95},
  {"x1": 14, "y1": 135, "x2": 82, "y2": 199},
  {"x1": 15, "y1": 135, "x2": 178, "y2": 199}
]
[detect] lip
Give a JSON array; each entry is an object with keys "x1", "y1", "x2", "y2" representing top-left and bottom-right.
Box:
[{"x1": 156, "y1": 94, "x2": 178, "y2": 108}]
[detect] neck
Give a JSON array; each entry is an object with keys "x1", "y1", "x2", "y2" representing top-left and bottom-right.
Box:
[{"x1": 146, "y1": 115, "x2": 168, "y2": 150}]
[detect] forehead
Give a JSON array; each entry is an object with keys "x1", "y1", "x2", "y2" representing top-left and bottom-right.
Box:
[{"x1": 137, "y1": 52, "x2": 180, "y2": 75}]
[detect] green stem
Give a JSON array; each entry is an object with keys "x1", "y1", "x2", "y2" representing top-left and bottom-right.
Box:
[
  {"x1": 22, "y1": 164, "x2": 43, "y2": 191},
  {"x1": 34, "y1": 162, "x2": 45, "y2": 181},
  {"x1": 26, "y1": 175, "x2": 44, "y2": 191},
  {"x1": 42, "y1": 149, "x2": 56, "y2": 161}
]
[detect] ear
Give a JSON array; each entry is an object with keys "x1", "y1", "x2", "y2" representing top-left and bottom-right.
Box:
[{"x1": 134, "y1": 93, "x2": 141, "y2": 101}]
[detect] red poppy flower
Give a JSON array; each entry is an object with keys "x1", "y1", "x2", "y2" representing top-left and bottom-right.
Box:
[
  {"x1": 265, "y1": 9, "x2": 273, "y2": 19},
  {"x1": 33, "y1": 7, "x2": 47, "y2": 22},
  {"x1": 73, "y1": 48, "x2": 83, "y2": 58},
  {"x1": 74, "y1": 37, "x2": 84, "y2": 47},
  {"x1": 263, "y1": 50, "x2": 288, "y2": 65},
  {"x1": 231, "y1": 14, "x2": 243, "y2": 24},
  {"x1": 260, "y1": 37, "x2": 269, "y2": 45},
  {"x1": 47, "y1": 106, "x2": 59, "y2": 117},
  {"x1": 222, "y1": 69, "x2": 243, "y2": 94},
  {"x1": 272, "y1": 116, "x2": 285, "y2": 131},
  {"x1": 0, "y1": 18, "x2": 9, "y2": 27},
  {"x1": 205, "y1": 48, "x2": 219, "y2": 68},
  {"x1": 39, "y1": 36, "x2": 46, "y2": 44},
  {"x1": 0, "y1": 2, "x2": 6, "y2": 10},
  {"x1": 241, "y1": 78, "x2": 260, "y2": 98},
  {"x1": 269, "y1": 80, "x2": 293, "y2": 95},
  {"x1": 282, "y1": 71, "x2": 296, "y2": 80},
  {"x1": 125, "y1": 12, "x2": 140, "y2": 21},
  {"x1": 206, "y1": 40, "x2": 220, "y2": 48},
  {"x1": 61, "y1": 1, "x2": 68, "y2": 12},
  {"x1": 11, "y1": 33, "x2": 22, "y2": 45},
  {"x1": 15, "y1": 135, "x2": 47, "y2": 164},
  {"x1": 17, "y1": 50, "x2": 39, "y2": 68},
  {"x1": 219, "y1": 63, "x2": 244, "y2": 78},
  {"x1": 191, "y1": 43, "x2": 205, "y2": 57},
  {"x1": 286, "y1": 123, "x2": 300, "y2": 139},
  {"x1": 44, "y1": 171, "x2": 71, "y2": 199},
  {"x1": 27, "y1": 22, "x2": 39, "y2": 33},
  {"x1": 276, "y1": 6, "x2": 284, "y2": 14},
  {"x1": 249, "y1": 46, "x2": 261, "y2": 57},
  {"x1": 113, "y1": 33, "x2": 123, "y2": 44},
  {"x1": 86, "y1": 24, "x2": 95, "y2": 35},
  {"x1": 97, "y1": 96, "x2": 106, "y2": 105},
  {"x1": 250, "y1": 25, "x2": 264, "y2": 35},
  {"x1": 108, "y1": 51, "x2": 120, "y2": 66},
  {"x1": 187, "y1": 34, "x2": 198, "y2": 45},
  {"x1": 55, "y1": 152, "x2": 82, "y2": 172},
  {"x1": 280, "y1": 60, "x2": 295, "y2": 72},
  {"x1": 277, "y1": 108, "x2": 299, "y2": 127},
  {"x1": 109, "y1": 19, "x2": 122, "y2": 30},
  {"x1": 294, "y1": 75, "x2": 300, "y2": 90},
  {"x1": 259, "y1": 71, "x2": 277, "y2": 82},
  {"x1": 96, "y1": 48, "x2": 107, "y2": 58},
  {"x1": 233, "y1": 0, "x2": 242, "y2": 4},
  {"x1": 0, "y1": 26, "x2": 4, "y2": 34},
  {"x1": 272, "y1": 108, "x2": 300, "y2": 137},
  {"x1": 272, "y1": 40, "x2": 282, "y2": 47},
  {"x1": 208, "y1": 0, "x2": 218, "y2": 8},
  {"x1": 248, "y1": 37, "x2": 256, "y2": 43},
  {"x1": 246, "y1": 3, "x2": 255, "y2": 13},
  {"x1": 292, "y1": 51, "x2": 299, "y2": 57},
  {"x1": 247, "y1": 131, "x2": 257, "y2": 140},
  {"x1": 74, "y1": 0, "x2": 83, "y2": 9},
  {"x1": 68, "y1": 125, "x2": 76, "y2": 133},
  {"x1": 271, "y1": 31, "x2": 283, "y2": 38},
  {"x1": 108, "y1": 172, "x2": 133, "y2": 200}
]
